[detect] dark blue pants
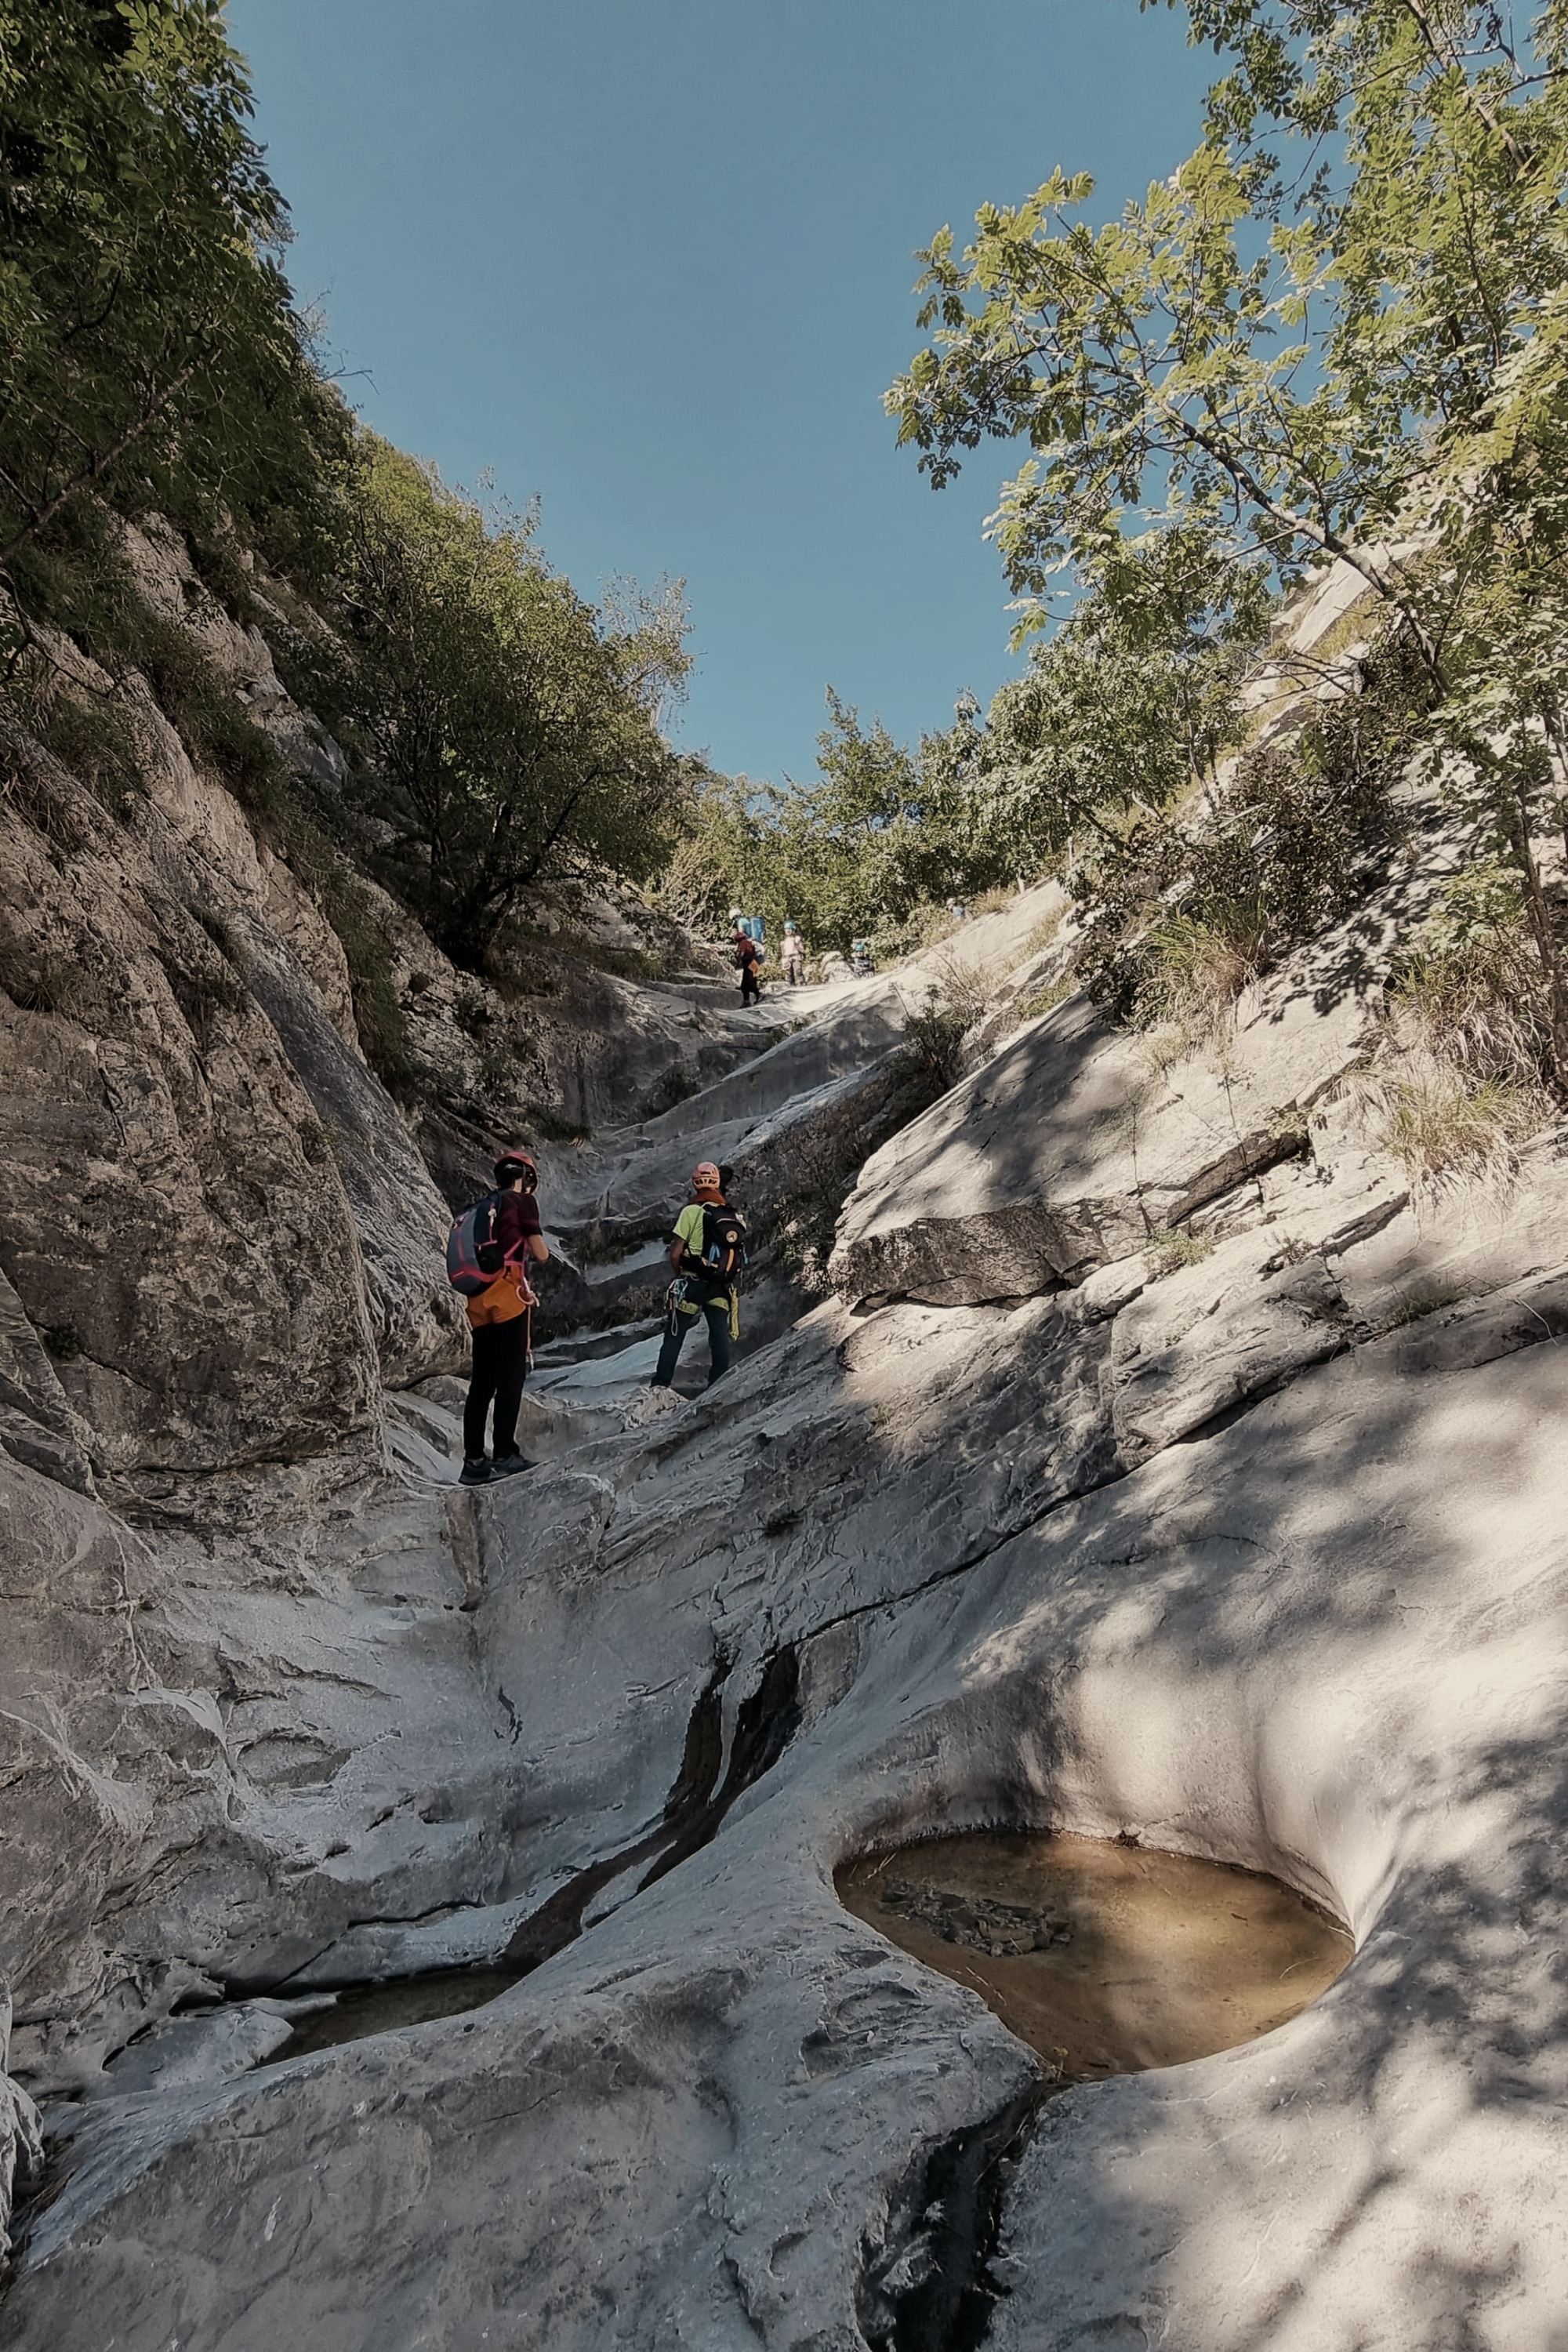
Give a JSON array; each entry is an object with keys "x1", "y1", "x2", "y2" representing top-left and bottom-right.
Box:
[{"x1": 652, "y1": 1290, "x2": 731, "y2": 1387}]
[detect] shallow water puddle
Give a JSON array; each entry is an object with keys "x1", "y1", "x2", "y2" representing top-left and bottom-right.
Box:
[
  {"x1": 277, "y1": 1965, "x2": 524, "y2": 2057},
  {"x1": 837, "y1": 1832, "x2": 1352, "y2": 2084}
]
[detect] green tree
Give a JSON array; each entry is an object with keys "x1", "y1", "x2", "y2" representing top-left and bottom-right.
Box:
[
  {"x1": 0, "y1": 1, "x2": 342, "y2": 595},
  {"x1": 941, "y1": 531, "x2": 1269, "y2": 877},
  {"x1": 887, "y1": 0, "x2": 1568, "y2": 1079},
  {"x1": 665, "y1": 693, "x2": 1022, "y2": 960},
  {"x1": 336, "y1": 437, "x2": 694, "y2": 969}
]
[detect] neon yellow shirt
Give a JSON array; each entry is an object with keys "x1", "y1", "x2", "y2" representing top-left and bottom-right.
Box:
[{"x1": 673, "y1": 1201, "x2": 709, "y2": 1257}]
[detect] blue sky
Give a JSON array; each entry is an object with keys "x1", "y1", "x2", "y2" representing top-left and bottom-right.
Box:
[{"x1": 227, "y1": 1, "x2": 1213, "y2": 786}]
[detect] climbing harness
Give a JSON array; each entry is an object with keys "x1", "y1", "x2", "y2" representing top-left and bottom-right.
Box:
[{"x1": 665, "y1": 1273, "x2": 740, "y2": 1343}]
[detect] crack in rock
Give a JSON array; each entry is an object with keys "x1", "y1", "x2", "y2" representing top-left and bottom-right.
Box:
[{"x1": 858, "y1": 2085, "x2": 1047, "y2": 2352}]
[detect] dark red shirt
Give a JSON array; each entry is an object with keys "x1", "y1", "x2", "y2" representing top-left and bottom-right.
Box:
[{"x1": 494, "y1": 1187, "x2": 542, "y2": 1258}]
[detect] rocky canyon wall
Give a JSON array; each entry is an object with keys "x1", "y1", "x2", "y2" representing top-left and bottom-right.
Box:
[{"x1": 2, "y1": 553, "x2": 1566, "y2": 2350}]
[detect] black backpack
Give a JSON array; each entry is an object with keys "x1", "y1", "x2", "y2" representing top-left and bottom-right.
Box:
[
  {"x1": 696, "y1": 1203, "x2": 748, "y2": 1282},
  {"x1": 445, "y1": 1190, "x2": 510, "y2": 1294}
]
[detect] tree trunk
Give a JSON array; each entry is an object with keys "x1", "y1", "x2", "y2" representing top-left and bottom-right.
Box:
[{"x1": 1506, "y1": 781, "x2": 1568, "y2": 1098}]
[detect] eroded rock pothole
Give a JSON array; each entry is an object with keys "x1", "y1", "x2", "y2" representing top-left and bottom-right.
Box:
[{"x1": 837, "y1": 1831, "x2": 1352, "y2": 2083}]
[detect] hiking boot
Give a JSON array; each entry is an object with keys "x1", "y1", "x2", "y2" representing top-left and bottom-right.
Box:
[
  {"x1": 459, "y1": 1455, "x2": 492, "y2": 1486},
  {"x1": 491, "y1": 1450, "x2": 534, "y2": 1478}
]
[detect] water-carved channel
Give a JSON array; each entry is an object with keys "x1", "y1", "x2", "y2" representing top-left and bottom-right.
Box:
[{"x1": 837, "y1": 1832, "x2": 1352, "y2": 2083}]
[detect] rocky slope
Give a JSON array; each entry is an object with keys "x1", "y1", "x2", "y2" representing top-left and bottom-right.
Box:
[{"x1": 2, "y1": 556, "x2": 1567, "y2": 2349}]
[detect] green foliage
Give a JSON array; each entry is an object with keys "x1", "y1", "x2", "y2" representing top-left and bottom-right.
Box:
[
  {"x1": 0, "y1": 1, "x2": 347, "y2": 597},
  {"x1": 666, "y1": 691, "x2": 1020, "y2": 960},
  {"x1": 1076, "y1": 629, "x2": 1420, "y2": 1023},
  {"x1": 453, "y1": 985, "x2": 492, "y2": 1041},
  {"x1": 890, "y1": 1, "x2": 1568, "y2": 1081},
  {"x1": 642, "y1": 1062, "x2": 702, "y2": 1120},
  {"x1": 1387, "y1": 1280, "x2": 1465, "y2": 1330},
  {"x1": 10, "y1": 509, "x2": 289, "y2": 811},
  {"x1": 1377, "y1": 1067, "x2": 1544, "y2": 1189},
  {"x1": 310, "y1": 857, "x2": 416, "y2": 1097},
  {"x1": 1356, "y1": 866, "x2": 1558, "y2": 1190},
  {"x1": 934, "y1": 533, "x2": 1271, "y2": 891},
  {"x1": 328, "y1": 437, "x2": 695, "y2": 971},
  {"x1": 1386, "y1": 865, "x2": 1559, "y2": 1102},
  {"x1": 895, "y1": 957, "x2": 993, "y2": 1092},
  {"x1": 29, "y1": 686, "x2": 143, "y2": 818},
  {"x1": 1013, "y1": 975, "x2": 1073, "y2": 1025}
]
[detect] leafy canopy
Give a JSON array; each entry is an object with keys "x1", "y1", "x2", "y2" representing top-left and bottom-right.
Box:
[
  {"x1": 335, "y1": 437, "x2": 695, "y2": 969},
  {"x1": 887, "y1": 0, "x2": 1568, "y2": 1081},
  {"x1": 666, "y1": 691, "x2": 1026, "y2": 960},
  {"x1": 0, "y1": 0, "x2": 344, "y2": 594}
]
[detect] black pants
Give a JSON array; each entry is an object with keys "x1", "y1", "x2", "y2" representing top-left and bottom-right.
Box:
[
  {"x1": 739, "y1": 967, "x2": 760, "y2": 1005},
  {"x1": 652, "y1": 1290, "x2": 731, "y2": 1387},
  {"x1": 464, "y1": 1313, "x2": 529, "y2": 1457}
]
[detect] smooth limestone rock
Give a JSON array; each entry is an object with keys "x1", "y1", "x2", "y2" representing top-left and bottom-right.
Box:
[
  {"x1": 1105, "y1": 1222, "x2": 1352, "y2": 1463},
  {"x1": 234, "y1": 910, "x2": 467, "y2": 1387},
  {"x1": 0, "y1": 1414, "x2": 531, "y2": 2090},
  {"x1": 5, "y1": 855, "x2": 1568, "y2": 2348},
  {"x1": 5, "y1": 1323, "x2": 1566, "y2": 2350},
  {"x1": 0, "y1": 1265, "x2": 96, "y2": 1494},
  {"x1": 829, "y1": 956, "x2": 1376, "y2": 1307},
  {"x1": 0, "y1": 723, "x2": 381, "y2": 1480}
]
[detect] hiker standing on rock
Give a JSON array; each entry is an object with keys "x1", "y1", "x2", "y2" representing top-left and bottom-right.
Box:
[
  {"x1": 730, "y1": 911, "x2": 763, "y2": 1007},
  {"x1": 782, "y1": 920, "x2": 805, "y2": 986},
  {"x1": 448, "y1": 1149, "x2": 550, "y2": 1486},
  {"x1": 650, "y1": 1161, "x2": 747, "y2": 1392}
]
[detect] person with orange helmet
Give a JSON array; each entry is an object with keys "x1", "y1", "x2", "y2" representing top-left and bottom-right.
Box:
[
  {"x1": 458, "y1": 1148, "x2": 550, "y2": 1485},
  {"x1": 650, "y1": 1160, "x2": 748, "y2": 1390}
]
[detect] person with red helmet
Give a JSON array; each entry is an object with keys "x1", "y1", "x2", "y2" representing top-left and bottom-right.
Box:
[
  {"x1": 459, "y1": 1148, "x2": 550, "y2": 1486},
  {"x1": 650, "y1": 1160, "x2": 748, "y2": 1391},
  {"x1": 732, "y1": 920, "x2": 763, "y2": 1007}
]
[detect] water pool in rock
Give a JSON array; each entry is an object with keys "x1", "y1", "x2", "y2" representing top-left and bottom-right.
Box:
[
  {"x1": 836, "y1": 1833, "x2": 1352, "y2": 2083},
  {"x1": 278, "y1": 1965, "x2": 523, "y2": 2056}
]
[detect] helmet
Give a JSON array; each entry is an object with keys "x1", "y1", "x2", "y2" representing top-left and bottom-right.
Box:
[
  {"x1": 494, "y1": 1148, "x2": 537, "y2": 1187},
  {"x1": 728, "y1": 908, "x2": 743, "y2": 924},
  {"x1": 692, "y1": 1161, "x2": 721, "y2": 1189}
]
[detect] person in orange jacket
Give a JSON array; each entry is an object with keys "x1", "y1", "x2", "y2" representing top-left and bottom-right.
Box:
[{"x1": 460, "y1": 1149, "x2": 550, "y2": 1486}]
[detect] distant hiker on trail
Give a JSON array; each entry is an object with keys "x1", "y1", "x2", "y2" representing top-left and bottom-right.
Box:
[
  {"x1": 782, "y1": 920, "x2": 805, "y2": 985},
  {"x1": 851, "y1": 936, "x2": 875, "y2": 978},
  {"x1": 446, "y1": 1148, "x2": 550, "y2": 1486},
  {"x1": 650, "y1": 1160, "x2": 748, "y2": 1392},
  {"x1": 732, "y1": 922, "x2": 762, "y2": 1007}
]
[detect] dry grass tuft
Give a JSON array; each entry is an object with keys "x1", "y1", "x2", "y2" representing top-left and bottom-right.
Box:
[
  {"x1": 1371, "y1": 1059, "x2": 1545, "y2": 1190},
  {"x1": 1144, "y1": 1225, "x2": 1215, "y2": 1281},
  {"x1": 1368, "y1": 867, "x2": 1557, "y2": 1195}
]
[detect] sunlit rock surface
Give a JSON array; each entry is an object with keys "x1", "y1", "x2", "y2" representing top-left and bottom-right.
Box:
[{"x1": 3, "y1": 713, "x2": 1567, "y2": 2348}]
